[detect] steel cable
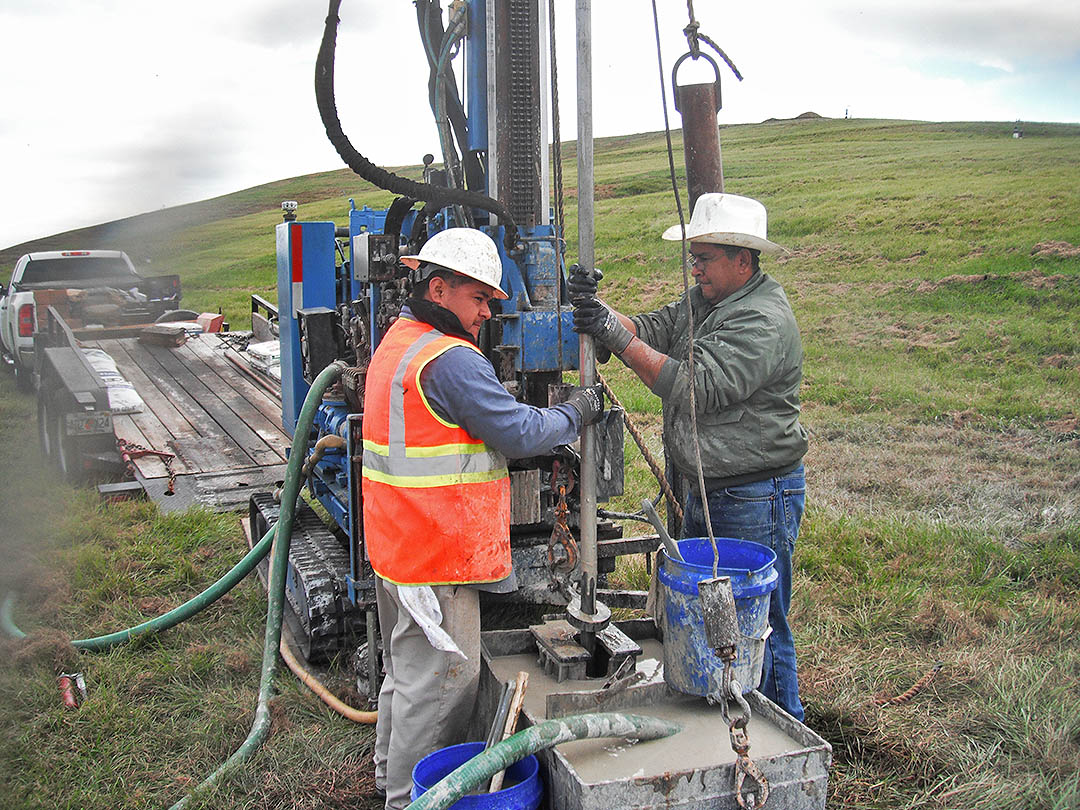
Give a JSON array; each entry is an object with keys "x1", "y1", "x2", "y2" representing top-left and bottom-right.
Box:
[{"x1": 650, "y1": 0, "x2": 717, "y2": 571}]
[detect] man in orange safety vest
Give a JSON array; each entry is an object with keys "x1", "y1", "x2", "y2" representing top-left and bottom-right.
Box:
[{"x1": 362, "y1": 227, "x2": 603, "y2": 809}]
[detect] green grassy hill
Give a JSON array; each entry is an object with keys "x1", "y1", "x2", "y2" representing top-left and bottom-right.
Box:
[{"x1": 1, "y1": 118, "x2": 1078, "y2": 809}]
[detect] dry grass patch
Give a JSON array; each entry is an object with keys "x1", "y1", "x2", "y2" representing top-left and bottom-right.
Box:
[{"x1": 805, "y1": 416, "x2": 1080, "y2": 545}]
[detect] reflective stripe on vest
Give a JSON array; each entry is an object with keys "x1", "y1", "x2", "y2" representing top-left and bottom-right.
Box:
[{"x1": 361, "y1": 316, "x2": 511, "y2": 585}]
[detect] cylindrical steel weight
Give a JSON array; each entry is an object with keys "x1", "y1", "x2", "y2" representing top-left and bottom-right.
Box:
[{"x1": 676, "y1": 82, "x2": 725, "y2": 207}]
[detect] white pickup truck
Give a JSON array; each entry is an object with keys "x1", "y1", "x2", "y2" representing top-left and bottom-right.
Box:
[{"x1": 0, "y1": 250, "x2": 182, "y2": 390}]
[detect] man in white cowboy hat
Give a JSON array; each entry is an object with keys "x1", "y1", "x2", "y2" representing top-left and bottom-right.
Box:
[
  {"x1": 570, "y1": 193, "x2": 808, "y2": 722},
  {"x1": 363, "y1": 227, "x2": 603, "y2": 809}
]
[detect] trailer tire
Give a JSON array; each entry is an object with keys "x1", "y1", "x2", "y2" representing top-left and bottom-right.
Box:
[
  {"x1": 38, "y1": 397, "x2": 55, "y2": 461},
  {"x1": 55, "y1": 413, "x2": 84, "y2": 485}
]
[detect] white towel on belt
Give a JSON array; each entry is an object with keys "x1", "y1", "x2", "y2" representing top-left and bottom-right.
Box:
[{"x1": 397, "y1": 585, "x2": 467, "y2": 660}]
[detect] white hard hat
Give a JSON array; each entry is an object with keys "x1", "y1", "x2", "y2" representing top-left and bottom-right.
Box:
[
  {"x1": 662, "y1": 193, "x2": 786, "y2": 255},
  {"x1": 399, "y1": 228, "x2": 509, "y2": 300}
]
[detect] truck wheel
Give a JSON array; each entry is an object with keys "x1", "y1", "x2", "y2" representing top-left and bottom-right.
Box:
[
  {"x1": 38, "y1": 398, "x2": 55, "y2": 461},
  {"x1": 14, "y1": 363, "x2": 33, "y2": 393},
  {"x1": 55, "y1": 413, "x2": 84, "y2": 484}
]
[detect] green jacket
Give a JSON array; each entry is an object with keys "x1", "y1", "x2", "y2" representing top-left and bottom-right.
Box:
[{"x1": 631, "y1": 270, "x2": 808, "y2": 486}]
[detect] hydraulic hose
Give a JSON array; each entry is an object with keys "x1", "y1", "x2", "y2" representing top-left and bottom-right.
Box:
[
  {"x1": 0, "y1": 592, "x2": 26, "y2": 640},
  {"x1": 405, "y1": 712, "x2": 682, "y2": 810},
  {"x1": 1, "y1": 524, "x2": 277, "y2": 650},
  {"x1": 416, "y1": 0, "x2": 483, "y2": 192},
  {"x1": 316, "y1": 0, "x2": 519, "y2": 250},
  {"x1": 169, "y1": 360, "x2": 345, "y2": 809},
  {"x1": 279, "y1": 638, "x2": 377, "y2": 724}
]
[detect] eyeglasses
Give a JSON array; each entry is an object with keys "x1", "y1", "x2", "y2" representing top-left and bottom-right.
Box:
[{"x1": 688, "y1": 253, "x2": 721, "y2": 268}]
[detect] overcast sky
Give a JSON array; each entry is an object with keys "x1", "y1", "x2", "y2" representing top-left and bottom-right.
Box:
[{"x1": 2, "y1": 0, "x2": 1078, "y2": 250}]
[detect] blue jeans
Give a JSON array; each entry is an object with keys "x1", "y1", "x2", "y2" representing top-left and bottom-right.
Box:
[{"x1": 683, "y1": 465, "x2": 806, "y2": 722}]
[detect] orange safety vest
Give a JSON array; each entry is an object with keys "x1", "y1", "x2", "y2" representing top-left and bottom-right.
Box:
[{"x1": 361, "y1": 316, "x2": 511, "y2": 585}]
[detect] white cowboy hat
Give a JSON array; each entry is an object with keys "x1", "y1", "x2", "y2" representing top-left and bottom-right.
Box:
[{"x1": 662, "y1": 192, "x2": 786, "y2": 255}]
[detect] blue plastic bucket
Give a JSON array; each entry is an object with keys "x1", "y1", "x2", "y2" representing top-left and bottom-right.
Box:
[
  {"x1": 411, "y1": 741, "x2": 542, "y2": 810},
  {"x1": 658, "y1": 537, "x2": 778, "y2": 697}
]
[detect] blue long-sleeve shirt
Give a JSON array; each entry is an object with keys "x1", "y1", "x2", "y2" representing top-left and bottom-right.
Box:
[
  {"x1": 400, "y1": 305, "x2": 581, "y2": 457},
  {"x1": 400, "y1": 304, "x2": 580, "y2": 594}
]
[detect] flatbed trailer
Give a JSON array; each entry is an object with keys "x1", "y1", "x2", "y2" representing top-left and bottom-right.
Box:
[{"x1": 35, "y1": 305, "x2": 289, "y2": 512}]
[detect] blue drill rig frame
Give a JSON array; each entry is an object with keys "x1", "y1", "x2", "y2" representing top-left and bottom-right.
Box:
[{"x1": 257, "y1": 0, "x2": 641, "y2": 677}]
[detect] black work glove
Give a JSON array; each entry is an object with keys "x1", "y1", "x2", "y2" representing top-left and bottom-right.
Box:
[
  {"x1": 564, "y1": 384, "x2": 605, "y2": 426},
  {"x1": 568, "y1": 264, "x2": 633, "y2": 356},
  {"x1": 567, "y1": 263, "x2": 600, "y2": 301}
]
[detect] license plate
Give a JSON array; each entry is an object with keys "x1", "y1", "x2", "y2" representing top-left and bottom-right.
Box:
[{"x1": 65, "y1": 411, "x2": 113, "y2": 436}]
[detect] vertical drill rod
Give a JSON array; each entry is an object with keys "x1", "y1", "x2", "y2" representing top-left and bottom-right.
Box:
[{"x1": 575, "y1": 0, "x2": 598, "y2": 658}]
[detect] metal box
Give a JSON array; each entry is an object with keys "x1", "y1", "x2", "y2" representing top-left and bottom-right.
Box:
[{"x1": 479, "y1": 625, "x2": 831, "y2": 810}]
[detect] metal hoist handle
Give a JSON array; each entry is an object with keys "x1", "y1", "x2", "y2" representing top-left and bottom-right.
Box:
[{"x1": 671, "y1": 50, "x2": 722, "y2": 113}]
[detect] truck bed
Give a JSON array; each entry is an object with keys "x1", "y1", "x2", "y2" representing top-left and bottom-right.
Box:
[{"x1": 80, "y1": 333, "x2": 290, "y2": 512}]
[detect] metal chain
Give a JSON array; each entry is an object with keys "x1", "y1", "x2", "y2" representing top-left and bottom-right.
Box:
[
  {"x1": 547, "y1": 460, "x2": 579, "y2": 573},
  {"x1": 707, "y1": 656, "x2": 769, "y2": 808},
  {"x1": 116, "y1": 437, "x2": 177, "y2": 495}
]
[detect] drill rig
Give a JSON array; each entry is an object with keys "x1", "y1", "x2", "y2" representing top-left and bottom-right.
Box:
[
  {"x1": 257, "y1": 0, "x2": 644, "y2": 678},
  {"x1": 247, "y1": 6, "x2": 834, "y2": 807}
]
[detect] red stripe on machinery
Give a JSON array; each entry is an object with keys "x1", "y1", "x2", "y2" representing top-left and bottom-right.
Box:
[{"x1": 290, "y1": 223, "x2": 303, "y2": 283}]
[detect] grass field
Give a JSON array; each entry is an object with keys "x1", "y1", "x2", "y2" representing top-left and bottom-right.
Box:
[{"x1": 1, "y1": 117, "x2": 1078, "y2": 809}]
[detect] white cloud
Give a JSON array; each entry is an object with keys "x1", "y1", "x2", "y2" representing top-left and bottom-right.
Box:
[{"x1": 1, "y1": 0, "x2": 1077, "y2": 250}]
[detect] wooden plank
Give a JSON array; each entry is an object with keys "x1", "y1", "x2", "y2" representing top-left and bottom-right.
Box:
[
  {"x1": 169, "y1": 342, "x2": 288, "y2": 462},
  {"x1": 78, "y1": 339, "x2": 192, "y2": 476},
  {"x1": 129, "y1": 341, "x2": 281, "y2": 467},
  {"x1": 89, "y1": 343, "x2": 195, "y2": 476},
  {"x1": 92, "y1": 339, "x2": 197, "y2": 439},
  {"x1": 120, "y1": 339, "x2": 256, "y2": 470},
  {"x1": 180, "y1": 338, "x2": 289, "y2": 455},
  {"x1": 170, "y1": 436, "x2": 254, "y2": 474},
  {"x1": 184, "y1": 337, "x2": 283, "y2": 425}
]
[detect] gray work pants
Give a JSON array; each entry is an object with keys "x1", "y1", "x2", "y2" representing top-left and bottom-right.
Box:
[{"x1": 373, "y1": 578, "x2": 481, "y2": 810}]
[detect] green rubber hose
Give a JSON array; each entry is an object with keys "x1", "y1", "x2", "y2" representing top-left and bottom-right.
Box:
[
  {"x1": 0, "y1": 592, "x2": 26, "y2": 640},
  {"x1": 1, "y1": 525, "x2": 277, "y2": 649},
  {"x1": 169, "y1": 360, "x2": 344, "y2": 810},
  {"x1": 406, "y1": 712, "x2": 683, "y2": 810}
]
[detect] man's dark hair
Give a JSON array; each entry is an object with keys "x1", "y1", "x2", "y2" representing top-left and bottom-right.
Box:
[
  {"x1": 409, "y1": 262, "x2": 468, "y2": 299},
  {"x1": 720, "y1": 245, "x2": 761, "y2": 274}
]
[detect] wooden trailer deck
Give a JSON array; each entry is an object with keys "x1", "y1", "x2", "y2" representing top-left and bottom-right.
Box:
[{"x1": 81, "y1": 333, "x2": 290, "y2": 512}]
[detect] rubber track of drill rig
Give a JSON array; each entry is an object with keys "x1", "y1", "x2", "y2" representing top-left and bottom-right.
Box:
[{"x1": 249, "y1": 492, "x2": 359, "y2": 663}]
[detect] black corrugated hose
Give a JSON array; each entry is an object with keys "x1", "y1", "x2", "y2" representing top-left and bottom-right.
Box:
[{"x1": 316, "y1": 0, "x2": 518, "y2": 251}]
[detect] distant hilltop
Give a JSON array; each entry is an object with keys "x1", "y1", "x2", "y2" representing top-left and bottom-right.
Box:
[{"x1": 761, "y1": 111, "x2": 825, "y2": 123}]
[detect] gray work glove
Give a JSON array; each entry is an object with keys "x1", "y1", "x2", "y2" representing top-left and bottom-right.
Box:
[
  {"x1": 568, "y1": 264, "x2": 632, "y2": 356},
  {"x1": 564, "y1": 384, "x2": 605, "y2": 426}
]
